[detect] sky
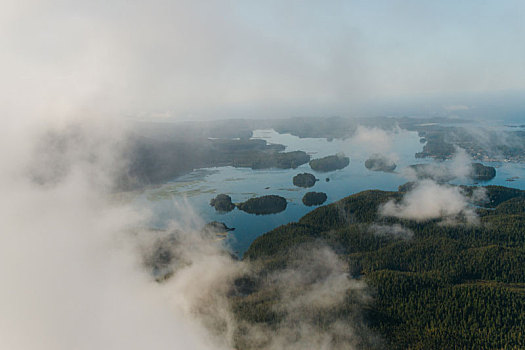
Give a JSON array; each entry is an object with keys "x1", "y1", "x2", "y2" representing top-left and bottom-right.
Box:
[{"x1": 2, "y1": 0, "x2": 525, "y2": 121}]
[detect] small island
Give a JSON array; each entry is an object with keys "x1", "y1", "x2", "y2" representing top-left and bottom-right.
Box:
[
  {"x1": 292, "y1": 173, "x2": 317, "y2": 188},
  {"x1": 309, "y1": 153, "x2": 350, "y2": 172},
  {"x1": 237, "y1": 195, "x2": 287, "y2": 215},
  {"x1": 470, "y1": 162, "x2": 496, "y2": 181},
  {"x1": 202, "y1": 221, "x2": 235, "y2": 240},
  {"x1": 302, "y1": 191, "x2": 327, "y2": 206},
  {"x1": 364, "y1": 154, "x2": 397, "y2": 172},
  {"x1": 210, "y1": 194, "x2": 235, "y2": 212},
  {"x1": 203, "y1": 221, "x2": 235, "y2": 233}
]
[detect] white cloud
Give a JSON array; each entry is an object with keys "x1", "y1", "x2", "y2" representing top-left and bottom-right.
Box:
[
  {"x1": 379, "y1": 180, "x2": 480, "y2": 224},
  {"x1": 369, "y1": 224, "x2": 414, "y2": 239}
]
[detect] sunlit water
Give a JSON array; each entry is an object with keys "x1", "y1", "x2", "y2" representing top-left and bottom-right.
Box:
[{"x1": 134, "y1": 129, "x2": 525, "y2": 257}]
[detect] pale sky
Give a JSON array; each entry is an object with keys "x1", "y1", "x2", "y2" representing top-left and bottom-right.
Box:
[{"x1": 2, "y1": 0, "x2": 524, "y2": 120}]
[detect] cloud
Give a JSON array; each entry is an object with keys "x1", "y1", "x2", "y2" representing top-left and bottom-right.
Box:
[
  {"x1": 402, "y1": 147, "x2": 473, "y2": 181},
  {"x1": 352, "y1": 126, "x2": 393, "y2": 153},
  {"x1": 350, "y1": 125, "x2": 401, "y2": 164},
  {"x1": 0, "y1": 107, "x2": 379, "y2": 349},
  {"x1": 369, "y1": 224, "x2": 413, "y2": 239},
  {"x1": 449, "y1": 148, "x2": 473, "y2": 178},
  {"x1": 0, "y1": 116, "x2": 243, "y2": 350},
  {"x1": 379, "y1": 180, "x2": 482, "y2": 225},
  {"x1": 235, "y1": 245, "x2": 379, "y2": 350}
]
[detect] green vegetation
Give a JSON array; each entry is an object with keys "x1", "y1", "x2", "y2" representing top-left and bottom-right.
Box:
[
  {"x1": 122, "y1": 116, "x2": 524, "y2": 190},
  {"x1": 408, "y1": 162, "x2": 496, "y2": 182},
  {"x1": 292, "y1": 173, "x2": 317, "y2": 188},
  {"x1": 470, "y1": 162, "x2": 496, "y2": 181},
  {"x1": 247, "y1": 150, "x2": 310, "y2": 170},
  {"x1": 235, "y1": 185, "x2": 525, "y2": 349},
  {"x1": 309, "y1": 154, "x2": 350, "y2": 172},
  {"x1": 123, "y1": 132, "x2": 309, "y2": 189},
  {"x1": 415, "y1": 132, "x2": 455, "y2": 159},
  {"x1": 302, "y1": 191, "x2": 327, "y2": 206},
  {"x1": 237, "y1": 195, "x2": 288, "y2": 215},
  {"x1": 412, "y1": 125, "x2": 525, "y2": 162},
  {"x1": 210, "y1": 194, "x2": 235, "y2": 212}
]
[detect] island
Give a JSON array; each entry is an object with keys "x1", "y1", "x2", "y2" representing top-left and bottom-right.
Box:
[
  {"x1": 309, "y1": 154, "x2": 350, "y2": 172},
  {"x1": 470, "y1": 162, "x2": 496, "y2": 181},
  {"x1": 237, "y1": 195, "x2": 287, "y2": 215},
  {"x1": 247, "y1": 150, "x2": 310, "y2": 170},
  {"x1": 364, "y1": 154, "x2": 397, "y2": 172},
  {"x1": 302, "y1": 191, "x2": 327, "y2": 206},
  {"x1": 203, "y1": 221, "x2": 235, "y2": 233},
  {"x1": 210, "y1": 194, "x2": 235, "y2": 212},
  {"x1": 202, "y1": 221, "x2": 235, "y2": 240},
  {"x1": 121, "y1": 122, "x2": 311, "y2": 190},
  {"x1": 292, "y1": 173, "x2": 317, "y2": 188},
  {"x1": 408, "y1": 162, "x2": 496, "y2": 182}
]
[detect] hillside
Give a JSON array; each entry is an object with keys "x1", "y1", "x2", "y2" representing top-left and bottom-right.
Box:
[{"x1": 234, "y1": 186, "x2": 525, "y2": 349}]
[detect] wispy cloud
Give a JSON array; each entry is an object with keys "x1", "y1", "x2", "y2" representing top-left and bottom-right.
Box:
[{"x1": 379, "y1": 180, "x2": 485, "y2": 225}]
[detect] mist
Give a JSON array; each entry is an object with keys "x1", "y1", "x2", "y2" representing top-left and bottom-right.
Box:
[
  {"x1": 401, "y1": 148, "x2": 474, "y2": 182},
  {"x1": 379, "y1": 179, "x2": 487, "y2": 225},
  {"x1": 369, "y1": 224, "x2": 414, "y2": 240},
  {"x1": 3, "y1": 0, "x2": 525, "y2": 121},
  {"x1": 0, "y1": 118, "x2": 232, "y2": 349}
]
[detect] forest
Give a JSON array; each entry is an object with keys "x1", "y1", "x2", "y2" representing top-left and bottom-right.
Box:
[{"x1": 231, "y1": 185, "x2": 525, "y2": 349}]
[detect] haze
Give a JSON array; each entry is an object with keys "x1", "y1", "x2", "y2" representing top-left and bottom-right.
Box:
[{"x1": 2, "y1": 0, "x2": 525, "y2": 122}]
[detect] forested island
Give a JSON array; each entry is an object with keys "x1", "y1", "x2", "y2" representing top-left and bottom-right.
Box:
[
  {"x1": 125, "y1": 136, "x2": 309, "y2": 189},
  {"x1": 364, "y1": 154, "x2": 397, "y2": 172},
  {"x1": 470, "y1": 162, "x2": 497, "y2": 181},
  {"x1": 237, "y1": 195, "x2": 287, "y2": 215},
  {"x1": 309, "y1": 154, "x2": 350, "y2": 172},
  {"x1": 120, "y1": 120, "x2": 310, "y2": 189},
  {"x1": 210, "y1": 194, "x2": 235, "y2": 212},
  {"x1": 234, "y1": 185, "x2": 525, "y2": 349},
  {"x1": 203, "y1": 221, "x2": 235, "y2": 234},
  {"x1": 302, "y1": 191, "x2": 327, "y2": 206},
  {"x1": 292, "y1": 173, "x2": 317, "y2": 188},
  {"x1": 408, "y1": 162, "x2": 496, "y2": 181}
]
